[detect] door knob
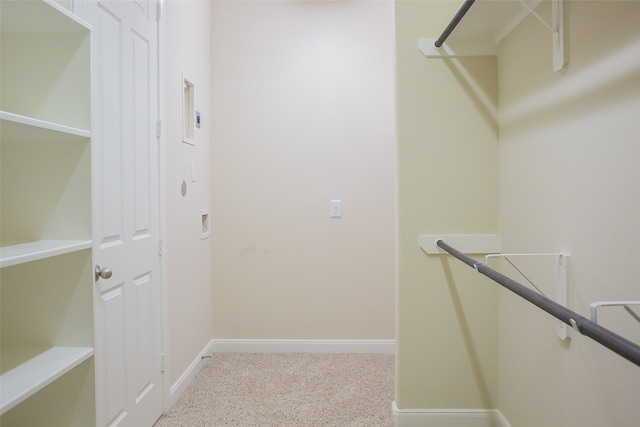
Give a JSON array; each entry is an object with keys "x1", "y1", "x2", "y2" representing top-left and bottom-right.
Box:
[{"x1": 95, "y1": 265, "x2": 113, "y2": 281}]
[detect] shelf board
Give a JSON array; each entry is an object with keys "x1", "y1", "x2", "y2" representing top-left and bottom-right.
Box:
[
  {"x1": 0, "y1": 240, "x2": 93, "y2": 268},
  {"x1": 0, "y1": 0, "x2": 92, "y2": 34},
  {"x1": 445, "y1": 0, "x2": 542, "y2": 45},
  {"x1": 0, "y1": 346, "x2": 94, "y2": 414},
  {"x1": 0, "y1": 111, "x2": 91, "y2": 143},
  {"x1": 421, "y1": 0, "x2": 567, "y2": 71},
  {"x1": 420, "y1": 0, "x2": 544, "y2": 57}
]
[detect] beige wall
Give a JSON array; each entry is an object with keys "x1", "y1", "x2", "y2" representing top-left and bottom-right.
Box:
[
  {"x1": 497, "y1": 1, "x2": 640, "y2": 425},
  {"x1": 395, "y1": 0, "x2": 640, "y2": 424},
  {"x1": 165, "y1": 0, "x2": 214, "y2": 385},
  {"x1": 395, "y1": 0, "x2": 500, "y2": 410},
  {"x1": 164, "y1": 2, "x2": 640, "y2": 424},
  {"x1": 209, "y1": 1, "x2": 396, "y2": 340}
]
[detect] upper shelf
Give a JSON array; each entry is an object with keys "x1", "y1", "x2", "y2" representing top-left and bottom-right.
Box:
[
  {"x1": 0, "y1": 1, "x2": 91, "y2": 130},
  {"x1": 454, "y1": 0, "x2": 542, "y2": 46},
  {"x1": 420, "y1": 0, "x2": 567, "y2": 71},
  {"x1": 0, "y1": 0, "x2": 92, "y2": 34}
]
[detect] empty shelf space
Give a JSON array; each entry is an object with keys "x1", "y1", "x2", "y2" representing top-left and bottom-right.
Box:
[
  {"x1": 0, "y1": 111, "x2": 91, "y2": 143},
  {"x1": 0, "y1": 0, "x2": 91, "y2": 34},
  {"x1": 0, "y1": 240, "x2": 93, "y2": 268},
  {"x1": 0, "y1": 346, "x2": 94, "y2": 414}
]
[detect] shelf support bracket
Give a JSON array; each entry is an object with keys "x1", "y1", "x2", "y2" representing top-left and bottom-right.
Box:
[
  {"x1": 419, "y1": 0, "x2": 567, "y2": 71},
  {"x1": 517, "y1": 0, "x2": 554, "y2": 34},
  {"x1": 485, "y1": 252, "x2": 570, "y2": 340},
  {"x1": 590, "y1": 301, "x2": 640, "y2": 325},
  {"x1": 418, "y1": 38, "x2": 497, "y2": 58},
  {"x1": 518, "y1": 0, "x2": 567, "y2": 71}
]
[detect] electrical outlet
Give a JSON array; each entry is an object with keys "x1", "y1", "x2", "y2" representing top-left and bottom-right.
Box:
[{"x1": 330, "y1": 200, "x2": 342, "y2": 218}]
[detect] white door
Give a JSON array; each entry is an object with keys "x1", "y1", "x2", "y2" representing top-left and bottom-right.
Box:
[{"x1": 79, "y1": 1, "x2": 163, "y2": 426}]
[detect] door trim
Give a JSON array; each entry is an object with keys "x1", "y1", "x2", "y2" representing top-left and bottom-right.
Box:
[{"x1": 156, "y1": 0, "x2": 170, "y2": 413}]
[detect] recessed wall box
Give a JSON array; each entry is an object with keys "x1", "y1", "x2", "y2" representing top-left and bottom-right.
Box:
[{"x1": 200, "y1": 209, "x2": 211, "y2": 239}]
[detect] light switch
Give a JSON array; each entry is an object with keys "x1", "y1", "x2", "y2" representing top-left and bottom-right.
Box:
[
  {"x1": 330, "y1": 200, "x2": 342, "y2": 218},
  {"x1": 191, "y1": 162, "x2": 196, "y2": 182}
]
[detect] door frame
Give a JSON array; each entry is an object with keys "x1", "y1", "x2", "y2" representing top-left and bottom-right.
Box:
[{"x1": 156, "y1": 0, "x2": 171, "y2": 413}]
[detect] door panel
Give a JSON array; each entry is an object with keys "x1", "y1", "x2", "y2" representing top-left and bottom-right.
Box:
[
  {"x1": 78, "y1": 0, "x2": 162, "y2": 426},
  {"x1": 96, "y1": 4, "x2": 124, "y2": 243},
  {"x1": 102, "y1": 282, "x2": 126, "y2": 423}
]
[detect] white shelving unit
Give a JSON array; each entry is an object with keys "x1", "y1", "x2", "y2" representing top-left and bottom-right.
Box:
[{"x1": 0, "y1": 1, "x2": 96, "y2": 425}]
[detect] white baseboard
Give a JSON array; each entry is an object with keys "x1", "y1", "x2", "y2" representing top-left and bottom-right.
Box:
[
  {"x1": 168, "y1": 339, "x2": 215, "y2": 408},
  {"x1": 391, "y1": 401, "x2": 512, "y2": 427},
  {"x1": 211, "y1": 339, "x2": 395, "y2": 354}
]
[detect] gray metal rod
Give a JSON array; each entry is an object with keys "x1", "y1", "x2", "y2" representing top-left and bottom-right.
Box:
[
  {"x1": 434, "y1": 0, "x2": 476, "y2": 48},
  {"x1": 436, "y1": 239, "x2": 640, "y2": 368}
]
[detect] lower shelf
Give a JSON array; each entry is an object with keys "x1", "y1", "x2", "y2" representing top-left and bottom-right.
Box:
[
  {"x1": 0, "y1": 346, "x2": 94, "y2": 414},
  {"x1": 0, "y1": 240, "x2": 93, "y2": 268}
]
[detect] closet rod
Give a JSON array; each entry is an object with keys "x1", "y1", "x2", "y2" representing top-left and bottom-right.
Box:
[
  {"x1": 436, "y1": 239, "x2": 640, "y2": 368},
  {"x1": 434, "y1": 0, "x2": 476, "y2": 48}
]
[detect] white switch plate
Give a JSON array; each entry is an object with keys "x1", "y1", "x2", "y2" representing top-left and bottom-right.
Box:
[
  {"x1": 191, "y1": 161, "x2": 196, "y2": 182},
  {"x1": 330, "y1": 200, "x2": 342, "y2": 218}
]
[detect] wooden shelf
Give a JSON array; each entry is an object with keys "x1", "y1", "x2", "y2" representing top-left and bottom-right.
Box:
[
  {"x1": 419, "y1": 0, "x2": 567, "y2": 71},
  {"x1": 0, "y1": 346, "x2": 94, "y2": 414},
  {"x1": 451, "y1": 0, "x2": 542, "y2": 45},
  {"x1": 0, "y1": 0, "x2": 91, "y2": 131},
  {"x1": 0, "y1": 240, "x2": 93, "y2": 268},
  {"x1": 0, "y1": 0, "x2": 91, "y2": 34},
  {"x1": 0, "y1": 1, "x2": 95, "y2": 423},
  {"x1": 0, "y1": 111, "x2": 90, "y2": 143},
  {"x1": 419, "y1": 0, "x2": 543, "y2": 57}
]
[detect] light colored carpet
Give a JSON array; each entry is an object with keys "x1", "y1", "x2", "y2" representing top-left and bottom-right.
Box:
[{"x1": 153, "y1": 352, "x2": 395, "y2": 427}]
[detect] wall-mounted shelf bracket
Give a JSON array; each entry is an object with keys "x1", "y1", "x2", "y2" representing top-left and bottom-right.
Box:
[
  {"x1": 419, "y1": 234, "x2": 501, "y2": 254},
  {"x1": 418, "y1": 38, "x2": 497, "y2": 58},
  {"x1": 590, "y1": 301, "x2": 640, "y2": 325},
  {"x1": 419, "y1": 0, "x2": 567, "y2": 71},
  {"x1": 486, "y1": 252, "x2": 570, "y2": 339},
  {"x1": 518, "y1": 0, "x2": 567, "y2": 71}
]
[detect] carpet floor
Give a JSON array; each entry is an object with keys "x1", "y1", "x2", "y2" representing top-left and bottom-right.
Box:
[{"x1": 153, "y1": 352, "x2": 395, "y2": 427}]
